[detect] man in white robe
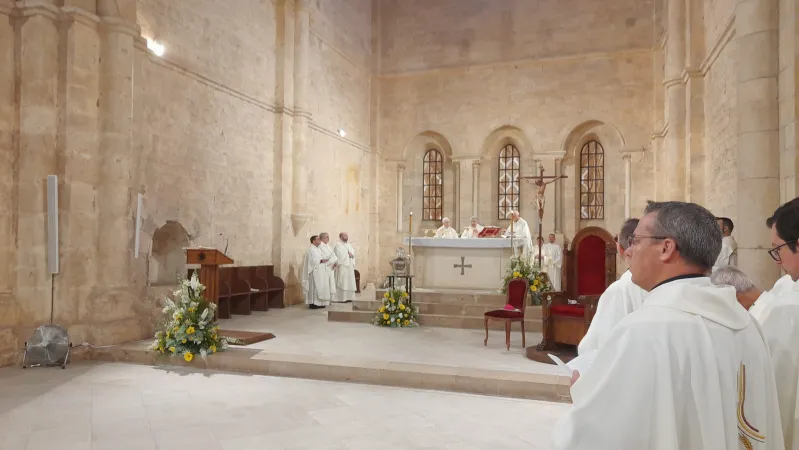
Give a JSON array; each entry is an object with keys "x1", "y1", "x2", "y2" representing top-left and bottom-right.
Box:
[
  {"x1": 434, "y1": 217, "x2": 459, "y2": 238},
  {"x1": 577, "y1": 218, "x2": 647, "y2": 355},
  {"x1": 554, "y1": 201, "x2": 784, "y2": 450},
  {"x1": 542, "y1": 233, "x2": 563, "y2": 291},
  {"x1": 332, "y1": 232, "x2": 357, "y2": 303},
  {"x1": 318, "y1": 232, "x2": 338, "y2": 298},
  {"x1": 712, "y1": 217, "x2": 738, "y2": 271},
  {"x1": 749, "y1": 198, "x2": 799, "y2": 449},
  {"x1": 504, "y1": 211, "x2": 533, "y2": 260},
  {"x1": 460, "y1": 216, "x2": 484, "y2": 239},
  {"x1": 301, "y1": 235, "x2": 331, "y2": 309},
  {"x1": 710, "y1": 266, "x2": 764, "y2": 310}
]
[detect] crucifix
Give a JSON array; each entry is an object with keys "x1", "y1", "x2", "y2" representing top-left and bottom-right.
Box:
[
  {"x1": 453, "y1": 257, "x2": 472, "y2": 275},
  {"x1": 520, "y1": 163, "x2": 567, "y2": 265}
]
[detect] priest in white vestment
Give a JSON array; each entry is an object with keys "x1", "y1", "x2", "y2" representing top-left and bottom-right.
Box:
[
  {"x1": 301, "y1": 235, "x2": 331, "y2": 309},
  {"x1": 434, "y1": 217, "x2": 459, "y2": 239},
  {"x1": 542, "y1": 233, "x2": 563, "y2": 291},
  {"x1": 712, "y1": 217, "x2": 738, "y2": 271},
  {"x1": 577, "y1": 219, "x2": 647, "y2": 355},
  {"x1": 504, "y1": 211, "x2": 533, "y2": 260},
  {"x1": 749, "y1": 199, "x2": 799, "y2": 450},
  {"x1": 318, "y1": 232, "x2": 338, "y2": 298},
  {"x1": 460, "y1": 217, "x2": 484, "y2": 239},
  {"x1": 554, "y1": 201, "x2": 784, "y2": 450},
  {"x1": 332, "y1": 232, "x2": 357, "y2": 303}
]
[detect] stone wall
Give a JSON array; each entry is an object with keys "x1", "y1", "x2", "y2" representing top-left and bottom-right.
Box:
[
  {"x1": 0, "y1": 0, "x2": 376, "y2": 366},
  {"x1": 376, "y1": 0, "x2": 655, "y2": 278}
]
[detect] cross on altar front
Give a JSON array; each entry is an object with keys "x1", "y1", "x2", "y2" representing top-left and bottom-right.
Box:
[{"x1": 453, "y1": 257, "x2": 472, "y2": 275}]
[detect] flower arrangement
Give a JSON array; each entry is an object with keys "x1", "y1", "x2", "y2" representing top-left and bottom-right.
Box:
[
  {"x1": 501, "y1": 257, "x2": 553, "y2": 305},
  {"x1": 374, "y1": 288, "x2": 419, "y2": 328},
  {"x1": 149, "y1": 271, "x2": 228, "y2": 361}
]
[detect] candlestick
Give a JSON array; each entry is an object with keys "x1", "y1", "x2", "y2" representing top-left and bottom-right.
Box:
[{"x1": 409, "y1": 212, "x2": 413, "y2": 236}]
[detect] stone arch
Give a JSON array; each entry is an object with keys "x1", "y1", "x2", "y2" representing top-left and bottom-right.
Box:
[
  {"x1": 400, "y1": 130, "x2": 454, "y2": 162},
  {"x1": 398, "y1": 131, "x2": 457, "y2": 226},
  {"x1": 560, "y1": 120, "x2": 625, "y2": 158},
  {"x1": 149, "y1": 221, "x2": 190, "y2": 286},
  {"x1": 479, "y1": 125, "x2": 533, "y2": 158}
]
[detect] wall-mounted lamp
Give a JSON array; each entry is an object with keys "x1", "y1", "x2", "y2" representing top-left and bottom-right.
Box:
[
  {"x1": 146, "y1": 38, "x2": 165, "y2": 57},
  {"x1": 337, "y1": 129, "x2": 347, "y2": 138}
]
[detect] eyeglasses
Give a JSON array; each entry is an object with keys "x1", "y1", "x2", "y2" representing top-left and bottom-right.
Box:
[
  {"x1": 768, "y1": 241, "x2": 797, "y2": 262},
  {"x1": 627, "y1": 234, "x2": 669, "y2": 248}
]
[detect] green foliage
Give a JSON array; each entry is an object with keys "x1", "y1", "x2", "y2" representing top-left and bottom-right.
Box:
[{"x1": 373, "y1": 288, "x2": 419, "y2": 328}]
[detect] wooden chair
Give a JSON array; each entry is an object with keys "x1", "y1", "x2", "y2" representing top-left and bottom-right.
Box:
[
  {"x1": 484, "y1": 278, "x2": 529, "y2": 351},
  {"x1": 355, "y1": 269, "x2": 361, "y2": 293}
]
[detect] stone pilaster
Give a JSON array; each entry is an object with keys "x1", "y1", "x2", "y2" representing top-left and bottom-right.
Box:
[
  {"x1": 396, "y1": 162, "x2": 405, "y2": 231},
  {"x1": 553, "y1": 157, "x2": 563, "y2": 232},
  {"x1": 736, "y1": 0, "x2": 781, "y2": 287},
  {"x1": 622, "y1": 154, "x2": 632, "y2": 218},
  {"x1": 663, "y1": 0, "x2": 686, "y2": 200},
  {"x1": 472, "y1": 159, "x2": 481, "y2": 219},
  {"x1": 453, "y1": 160, "x2": 461, "y2": 230},
  {"x1": 290, "y1": 0, "x2": 311, "y2": 233},
  {"x1": 685, "y1": 73, "x2": 705, "y2": 204},
  {"x1": 0, "y1": 0, "x2": 14, "y2": 296},
  {"x1": 96, "y1": 13, "x2": 137, "y2": 288}
]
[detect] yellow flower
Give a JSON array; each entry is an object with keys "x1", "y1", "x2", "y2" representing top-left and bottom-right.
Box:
[
  {"x1": 175, "y1": 314, "x2": 182, "y2": 321},
  {"x1": 184, "y1": 352, "x2": 194, "y2": 362},
  {"x1": 210, "y1": 345, "x2": 217, "y2": 353},
  {"x1": 399, "y1": 304, "x2": 406, "y2": 310},
  {"x1": 513, "y1": 271, "x2": 520, "y2": 277},
  {"x1": 402, "y1": 292, "x2": 409, "y2": 297},
  {"x1": 158, "y1": 346, "x2": 164, "y2": 353},
  {"x1": 181, "y1": 339, "x2": 187, "y2": 344},
  {"x1": 384, "y1": 292, "x2": 390, "y2": 298},
  {"x1": 383, "y1": 313, "x2": 389, "y2": 320},
  {"x1": 169, "y1": 346, "x2": 176, "y2": 353},
  {"x1": 188, "y1": 307, "x2": 196, "y2": 313},
  {"x1": 166, "y1": 331, "x2": 171, "y2": 338},
  {"x1": 390, "y1": 298, "x2": 395, "y2": 303},
  {"x1": 379, "y1": 306, "x2": 385, "y2": 313},
  {"x1": 173, "y1": 326, "x2": 179, "y2": 333},
  {"x1": 403, "y1": 320, "x2": 410, "y2": 326},
  {"x1": 186, "y1": 326, "x2": 195, "y2": 334},
  {"x1": 531, "y1": 286, "x2": 538, "y2": 292}
]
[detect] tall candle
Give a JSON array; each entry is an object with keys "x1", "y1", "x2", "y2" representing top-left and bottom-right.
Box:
[{"x1": 409, "y1": 212, "x2": 413, "y2": 235}]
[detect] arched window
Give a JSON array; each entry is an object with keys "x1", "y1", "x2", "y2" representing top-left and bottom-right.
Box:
[
  {"x1": 497, "y1": 144, "x2": 521, "y2": 220},
  {"x1": 580, "y1": 140, "x2": 605, "y2": 219},
  {"x1": 423, "y1": 149, "x2": 444, "y2": 221}
]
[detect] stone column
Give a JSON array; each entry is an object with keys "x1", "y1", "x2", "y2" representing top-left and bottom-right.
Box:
[
  {"x1": 453, "y1": 160, "x2": 461, "y2": 229},
  {"x1": 0, "y1": 0, "x2": 14, "y2": 295},
  {"x1": 96, "y1": 13, "x2": 137, "y2": 287},
  {"x1": 472, "y1": 159, "x2": 481, "y2": 219},
  {"x1": 663, "y1": 0, "x2": 686, "y2": 200},
  {"x1": 290, "y1": 0, "x2": 311, "y2": 233},
  {"x1": 554, "y1": 157, "x2": 563, "y2": 233},
  {"x1": 396, "y1": 163, "x2": 405, "y2": 232},
  {"x1": 622, "y1": 154, "x2": 632, "y2": 218},
  {"x1": 736, "y1": 0, "x2": 781, "y2": 287}
]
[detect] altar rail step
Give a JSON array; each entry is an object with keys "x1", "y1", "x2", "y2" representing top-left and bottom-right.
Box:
[
  {"x1": 328, "y1": 310, "x2": 542, "y2": 333},
  {"x1": 375, "y1": 289, "x2": 525, "y2": 306},
  {"x1": 353, "y1": 300, "x2": 543, "y2": 319}
]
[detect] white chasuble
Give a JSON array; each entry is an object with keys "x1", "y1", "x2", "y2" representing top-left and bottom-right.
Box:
[
  {"x1": 319, "y1": 243, "x2": 338, "y2": 297},
  {"x1": 542, "y1": 243, "x2": 563, "y2": 291},
  {"x1": 751, "y1": 284, "x2": 799, "y2": 450},
  {"x1": 713, "y1": 235, "x2": 739, "y2": 271},
  {"x1": 435, "y1": 226, "x2": 459, "y2": 239},
  {"x1": 301, "y1": 245, "x2": 330, "y2": 306},
  {"x1": 553, "y1": 277, "x2": 784, "y2": 450},
  {"x1": 332, "y1": 241, "x2": 357, "y2": 302},
  {"x1": 460, "y1": 225, "x2": 484, "y2": 239},
  {"x1": 504, "y1": 218, "x2": 533, "y2": 261},
  {"x1": 577, "y1": 270, "x2": 647, "y2": 355}
]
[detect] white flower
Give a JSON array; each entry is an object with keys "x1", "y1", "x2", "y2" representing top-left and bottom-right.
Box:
[
  {"x1": 390, "y1": 317, "x2": 394, "y2": 322},
  {"x1": 399, "y1": 313, "x2": 403, "y2": 319},
  {"x1": 201, "y1": 308, "x2": 209, "y2": 320},
  {"x1": 200, "y1": 348, "x2": 207, "y2": 359},
  {"x1": 189, "y1": 276, "x2": 201, "y2": 292}
]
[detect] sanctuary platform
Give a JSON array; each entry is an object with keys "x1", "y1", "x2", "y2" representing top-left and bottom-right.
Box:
[
  {"x1": 402, "y1": 237, "x2": 513, "y2": 290},
  {"x1": 92, "y1": 296, "x2": 569, "y2": 403}
]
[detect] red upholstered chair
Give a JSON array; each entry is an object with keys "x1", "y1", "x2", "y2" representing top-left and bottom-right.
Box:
[{"x1": 484, "y1": 278, "x2": 529, "y2": 351}]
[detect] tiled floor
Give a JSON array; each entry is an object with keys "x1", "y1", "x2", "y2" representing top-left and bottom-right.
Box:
[
  {"x1": 221, "y1": 290, "x2": 561, "y2": 376},
  {"x1": 0, "y1": 362, "x2": 569, "y2": 450}
]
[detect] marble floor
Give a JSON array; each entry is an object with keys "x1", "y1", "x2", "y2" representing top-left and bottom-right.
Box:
[
  {"x1": 0, "y1": 362, "x2": 570, "y2": 450},
  {"x1": 222, "y1": 299, "x2": 562, "y2": 376}
]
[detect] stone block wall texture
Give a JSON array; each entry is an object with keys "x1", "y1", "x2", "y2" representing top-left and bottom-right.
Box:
[{"x1": 0, "y1": 0, "x2": 375, "y2": 366}]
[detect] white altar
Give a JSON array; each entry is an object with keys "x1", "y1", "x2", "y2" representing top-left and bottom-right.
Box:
[{"x1": 403, "y1": 237, "x2": 513, "y2": 290}]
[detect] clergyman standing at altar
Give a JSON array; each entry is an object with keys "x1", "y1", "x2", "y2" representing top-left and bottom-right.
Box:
[
  {"x1": 332, "y1": 232, "x2": 357, "y2": 303},
  {"x1": 504, "y1": 211, "x2": 533, "y2": 259},
  {"x1": 460, "y1": 217, "x2": 484, "y2": 239},
  {"x1": 542, "y1": 233, "x2": 562, "y2": 291},
  {"x1": 434, "y1": 217, "x2": 459, "y2": 238},
  {"x1": 318, "y1": 233, "x2": 338, "y2": 298},
  {"x1": 302, "y1": 235, "x2": 331, "y2": 309}
]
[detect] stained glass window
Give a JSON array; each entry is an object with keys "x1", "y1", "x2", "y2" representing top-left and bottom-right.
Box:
[
  {"x1": 497, "y1": 144, "x2": 521, "y2": 220},
  {"x1": 580, "y1": 140, "x2": 605, "y2": 219},
  {"x1": 423, "y1": 149, "x2": 444, "y2": 221}
]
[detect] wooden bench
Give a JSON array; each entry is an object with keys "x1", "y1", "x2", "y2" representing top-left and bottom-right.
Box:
[
  {"x1": 187, "y1": 265, "x2": 286, "y2": 318},
  {"x1": 220, "y1": 267, "x2": 252, "y2": 316},
  {"x1": 255, "y1": 265, "x2": 286, "y2": 309}
]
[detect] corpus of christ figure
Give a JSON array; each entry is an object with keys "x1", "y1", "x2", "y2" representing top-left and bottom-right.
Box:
[{"x1": 520, "y1": 164, "x2": 567, "y2": 263}]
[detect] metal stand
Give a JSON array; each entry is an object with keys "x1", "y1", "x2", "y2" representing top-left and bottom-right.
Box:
[{"x1": 387, "y1": 275, "x2": 414, "y2": 305}]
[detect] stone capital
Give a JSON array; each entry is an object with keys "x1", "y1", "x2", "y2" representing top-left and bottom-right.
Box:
[{"x1": 395, "y1": 162, "x2": 406, "y2": 171}]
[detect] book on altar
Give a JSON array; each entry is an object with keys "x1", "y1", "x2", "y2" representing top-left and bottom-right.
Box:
[
  {"x1": 478, "y1": 226, "x2": 501, "y2": 237},
  {"x1": 548, "y1": 350, "x2": 597, "y2": 377}
]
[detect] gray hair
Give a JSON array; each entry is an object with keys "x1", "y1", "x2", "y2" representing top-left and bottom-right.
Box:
[
  {"x1": 442, "y1": 217, "x2": 450, "y2": 223},
  {"x1": 643, "y1": 201, "x2": 722, "y2": 270},
  {"x1": 470, "y1": 216, "x2": 478, "y2": 222},
  {"x1": 710, "y1": 266, "x2": 758, "y2": 293},
  {"x1": 319, "y1": 232, "x2": 329, "y2": 240},
  {"x1": 617, "y1": 218, "x2": 639, "y2": 251}
]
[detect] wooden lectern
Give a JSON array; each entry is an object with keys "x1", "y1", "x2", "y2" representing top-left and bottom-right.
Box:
[{"x1": 186, "y1": 248, "x2": 233, "y2": 316}]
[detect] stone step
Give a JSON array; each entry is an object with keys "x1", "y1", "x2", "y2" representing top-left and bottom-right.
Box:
[
  {"x1": 328, "y1": 310, "x2": 542, "y2": 333},
  {"x1": 353, "y1": 300, "x2": 543, "y2": 319},
  {"x1": 376, "y1": 289, "x2": 539, "y2": 306}
]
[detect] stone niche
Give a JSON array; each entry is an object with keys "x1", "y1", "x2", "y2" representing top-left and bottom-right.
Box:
[{"x1": 149, "y1": 221, "x2": 189, "y2": 286}]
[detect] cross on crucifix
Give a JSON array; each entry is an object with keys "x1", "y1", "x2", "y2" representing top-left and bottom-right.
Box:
[
  {"x1": 519, "y1": 165, "x2": 568, "y2": 265},
  {"x1": 453, "y1": 257, "x2": 472, "y2": 275}
]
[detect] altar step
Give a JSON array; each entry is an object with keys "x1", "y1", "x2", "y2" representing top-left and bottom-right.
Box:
[
  {"x1": 328, "y1": 309, "x2": 542, "y2": 332},
  {"x1": 374, "y1": 288, "x2": 527, "y2": 307},
  {"x1": 353, "y1": 300, "x2": 542, "y2": 319}
]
